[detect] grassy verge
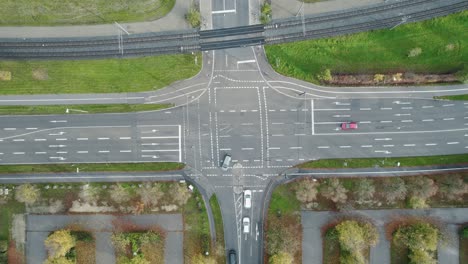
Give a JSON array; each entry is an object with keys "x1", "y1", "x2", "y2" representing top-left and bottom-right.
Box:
[
  {"x1": 209, "y1": 195, "x2": 226, "y2": 263},
  {"x1": 0, "y1": 104, "x2": 172, "y2": 115},
  {"x1": 323, "y1": 228, "x2": 340, "y2": 264},
  {"x1": 434, "y1": 94, "x2": 468, "y2": 101},
  {"x1": 183, "y1": 189, "x2": 212, "y2": 263},
  {"x1": 265, "y1": 11, "x2": 468, "y2": 84},
  {"x1": 298, "y1": 153, "x2": 468, "y2": 169},
  {"x1": 0, "y1": 162, "x2": 184, "y2": 174},
  {"x1": 0, "y1": 0, "x2": 175, "y2": 26},
  {"x1": 0, "y1": 53, "x2": 201, "y2": 95},
  {"x1": 0, "y1": 199, "x2": 25, "y2": 241},
  {"x1": 461, "y1": 227, "x2": 468, "y2": 264}
]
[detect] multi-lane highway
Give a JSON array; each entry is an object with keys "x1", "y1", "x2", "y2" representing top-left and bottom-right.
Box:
[{"x1": 1, "y1": 1, "x2": 468, "y2": 264}]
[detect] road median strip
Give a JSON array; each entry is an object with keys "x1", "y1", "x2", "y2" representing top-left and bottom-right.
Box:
[{"x1": 0, "y1": 104, "x2": 172, "y2": 115}]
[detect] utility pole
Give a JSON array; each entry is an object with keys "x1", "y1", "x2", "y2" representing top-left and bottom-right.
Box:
[{"x1": 114, "y1": 22, "x2": 130, "y2": 56}]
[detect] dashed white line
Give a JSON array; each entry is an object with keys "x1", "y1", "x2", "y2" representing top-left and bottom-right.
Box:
[
  {"x1": 401, "y1": 107, "x2": 413, "y2": 110},
  {"x1": 119, "y1": 150, "x2": 132, "y2": 153},
  {"x1": 242, "y1": 148, "x2": 254, "y2": 150},
  {"x1": 443, "y1": 118, "x2": 455, "y2": 121},
  {"x1": 35, "y1": 152, "x2": 46, "y2": 154},
  {"x1": 13, "y1": 152, "x2": 24, "y2": 155},
  {"x1": 361, "y1": 145, "x2": 373, "y2": 148},
  {"x1": 380, "y1": 108, "x2": 392, "y2": 110},
  {"x1": 425, "y1": 143, "x2": 437, "y2": 146},
  {"x1": 383, "y1": 145, "x2": 395, "y2": 147},
  {"x1": 447, "y1": 142, "x2": 459, "y2": 145},
  {"x1": 98, "y1": 150, "x2": 110, "y2": 153},
  {"x1": 375, "y1": 138, "x2": 392, "y2": 141},
  {"x1": 241, "y1": 135, "x2": 253, "y2": 137},
  {"x1": 220, "y1": 148, "x2": 231, "y2": 151},
  {"x1": 34, "y1": 139, "x2": 46, "y2": 142},
  {"x1": 56, "y1": 138, "x2": 67, "y2": 141},
  {"x1": 289, "y1": 147, "x2": 302, "y2": 150},
  {"x1": 360, "y1": 108, "x2": 371, "y2": 111},
  {"x1": 56, "y1": 151, "x2": 67, "y2": 154},
  {"x1": 360, "y1": 121, "x2": 372, "y2": 124},
  {"x1": 268, "y1": 147, "x2": 280, "y2": 150},
  {"x1": 77, "y1": 138, "x2": 88, "y2": 141},
  {"x1": 219, "y1": 135, "x2": 231, "y2": 138},
  {"x1": 422, "y1": 119, "x2": 434, "y2": 122},
  {"x1": 339, "y1": 146, "x2": 351, "y2": 148},
  {"x1": 4, "y1": 128, "x2": 16, "y2": 130},
  {"x1": 294, "y1": 133, "x2": 306, "y2": 136},
  {"x1": 272, "y1": 134, "x2": 284, "y2": 137},
  {"x1": 404, "y1": 144, "x2": 416, "y2": 147},
  {"x1": 381, "y1": 121, "x2": 392, "y2": 123},
  {"x1": 401, "y1": 120, "x2": 413, "y2": 123},
  {"x1": 241, "y1": 123, "x2": 254, "y2": 126},
  {"x1": 77, "y1": 151, "x2": 88, "y2": 154},
  {"x1": 271, "y1": 122, "x2": 284, "y2": 125},
  {"x1": 26, "y1": 128, "x2": 37, "y2": 130},
  {"x1": 443, "y1": 104, "x2": 454, "y2": 107},
  {"x1": 13, "y1": 139, "x2": 24, "y2": 142},
  {"x1": 318, "y1": 146, "x2": 330, "y2": 149},
  {"x1": 422, "y1": 105, "x2": 434, "y2": 109},
  {"x1": 98, "y1": 137, "x2": 110, "y2": 140}
]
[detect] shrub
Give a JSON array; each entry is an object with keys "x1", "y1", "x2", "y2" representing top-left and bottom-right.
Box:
[
  {"x1": 260, "y1": 2, "x2": 272, "y2": 24},
  {"x1": 294, "y1": 178, "x2": 319, "y2": 204},
  {"x1": 44, "y1": 230, "x2": 76, "y2": 259},
  {"x1": 335, "y1": 220, "x2": 378, "y2": 252},
  {"x1": 110, "y1": 184, "x2": 132, "y2": 204},
  {"x1": 393, "y1": 222, "x2": 439, "y2": 252},
  {"x1": 15, "y1": 184, "x2": 40, "y2": 205},
  {"x1": 170, "y1": 184, "x2": 191, "y2": 206},
  {"x1": 407, "y1": 196, "x2": 428, "y2": 209},
  {"x1": 354, "y1": 178, "x2": 375, "y2": 204},
  {"x1": 406, "y1": 176, "x2": 438, "y2": 200},
  {"x1": 408, "y1": 47, "x2": 422, "y2": 57},
  {"x1": 320, "y1": 178, "x2": 348, "y2": 204},
  {"x1": 186, "y1": 8, "x2": 201, "y2": 28},
  {"x1": 139, "y1": 183, "x2": 164, "y2": 207},
  {"x1": 269, "y1": 252, "x2": 294, "y2": 264},
  {"x1": 461, "y1": 227, "x2": 468, "y2": 239},
  {"x1": 381, "y1": 178, "x2": 407, "y2": 204},
  {"x1": 437, "y1": 175, "x2": 468, "y2": 201},
  {"x1": 317, "y1": 69, "x2": 332, "y2": 82},
  {"x1": 373, "y1": 74, "x2": 385, "y2": 82}
]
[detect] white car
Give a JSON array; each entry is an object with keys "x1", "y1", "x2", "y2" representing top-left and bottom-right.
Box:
[
  {"x1": 244, "y1": 190, "x2": 252, "y2": 209},
  {"x1": 242, "y1": 217, "x2": 250, "y2": 234}
]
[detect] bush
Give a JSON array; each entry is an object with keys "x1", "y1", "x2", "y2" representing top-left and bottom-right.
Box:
[
  {"x1": 110, "y1": 184, "x2": 132, "y2": 204},
  {"x1": 461, "y1": 227, "x2": 468, "y2": 239},
  {"x1": 15, "y1": 183, "x2": 40, "y2": 205},
  {"x1": 44, "y1": 230, "x2": 76, "y2": 259},
  {"x1": 71, "y1": 231, "x2": 93, "y2": 242},
  {"x1": 354, "y1": 179, "x2": 375, "y2": 203},
  {"x1": 260, "y1": 2, "x2": 272, "y2": 24},
  {"x1": 407, "y1": 196, "x2": 428, "y2": 209},
  {"x1": 186, "y1": 8, "x2": 201, "y2": 28},
  {"x1": 393, "y1": 222, "x2": 439, "y2": 252},
  {"x1": 294, "y1": 178, "x2": 319, "y2": 204},
  {"x1": 406, "y1": 176, "x2": 438, "y2": 200},
  {"x1": 317, "y1": 69, "x2": 332, "y2": 82},
  {"x1": 437, "y1": 175, "x2": 468, "y2": 201},
  {"x1": 269, "y1": 252, "x2": 294, "y2": 264},
  {"x1": 382, "y1": 178, "x2": 407, "y2": 204},
  {"x1": 319, "y1": 178, "x2": 348, "y2": 204}
]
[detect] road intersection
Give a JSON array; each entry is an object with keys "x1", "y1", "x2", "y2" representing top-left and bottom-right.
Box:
[{"x1": 0, "y1": 1, "x2": 467, "y2": 264}]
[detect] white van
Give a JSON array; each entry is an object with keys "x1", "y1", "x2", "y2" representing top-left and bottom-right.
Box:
[{"x1": 221, "y1": 154, "x2": 231, "y2": 171}]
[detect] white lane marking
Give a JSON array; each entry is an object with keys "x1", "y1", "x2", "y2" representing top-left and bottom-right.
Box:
[
  {"x1": 241, "y1": 135, "x2": 254, "y2": 137},
  {"x1": 77, "y1": 138, "x2": 88, "y2": 141},
  {"x1": 269, "y1": 109, "x2": 276, "y2": 112},
  {"x1": 290, "y1": 109, "x2": 297, "y2": 112},
  {"x1": 34, "y1": 139, "x2": 46, "y2": 141},
  {"x1": 13, "y1": 139, "x2": 24, "y2": 142},
  {"x1": 241, "y1": 123, "x2": 254, "y2": 126},
  {"x1": 56, "y1": 151, "x2": 67, "y2": 154},
  {"x1": 404, "y1": 144, "x2": 416, "y2": 147},
  {"x1": 164, "y1": 111, "x2": 171, "y2": 114},
  {"x1": 229, "y1": 110, "x2": 236, "y2": 113},
  {"x1": 268, "y1": 147, "x2": 280, "y2": 150},
  {"x1": 4, "y1": 128, "x2": 16, "y2": 130},
  {"x1": 381, "y1": 121, "x2": 392, "y2": 123},
  {"x1": 219, "y1": 135, "x2": 231, "y2": 138},
  {"x1": 141, "y1": 136, "x2": 179, "y2": 139},
  {"x1": 289, "y1": 147, "x2": 302, "y2": 149},
  {"x1": 272, "y1": 134, "x2": 284, "y2": 137},
  {"x1": 315, "y1": 122, "x2": 341, "y2": 125},
  {"x1": 119, "y1": 150, "x2": 132, "y2": 153},
  {"x1": 401, "y1": 120, "x2": 413, "y2": 123},
  {"x1": 447, "y1": 142, "x2": 459, "y2": 145},
  {"x1": 49, "y1": 120, "x2": 67, "y2": 123},
  {"x1": 77, "y1": 151, "x2": 88, "y2": 154},
  {"x1": 294, "y1": 133, "x2": 306, "y2": 136},
  {"x1": 443, "y1": 118, "x2": 455, "y2": 121},
  {"x1": 422, "y1": 105, "x2": 434, "y2": 109},
  {"x1": 56, "y1": 138, "x2": 67, "y2": 141},
  {"x1": 361, "y1": 145, "x2": 373, "y2": 148},
  {"x1": 334, "y1": 102, "x2": 350, "y2": 106},
  {"x1": 443, "y1": 104, "x2": 454, "y2": 107},
  {"x1": 375, "y1": 138, "x2": 392, "y2": 141},
  {"x1": 242, "y1": 148, "x2": 254, "y2": 150},
  {"x1": 220, "y1": 148, "x2": 231, "y2": 151},
  {"x1": 383, "y1": 145, "x2": 395, "y2": 147},
  {"x1": 119, "y1": 137, "x2": 131, "y2": 140},
  {"x1": 375, "y1": 150, "x2": 391, "y2": 154},
  {"x1": 318, "y1": 146, "x2": 330, "y2": 149},
  {"x1": 360, "y1": 121, "x2": 372, "y2": 124},
  {"x1": 315, "y1": 127, "x2": 468, "y2": 136},
  {"x1": 425, "y1": 143, "x2": 437, "y2": 146},
  {"x1": 332, "y1": 115, "x2": 350, "y2": 117},
  {"x1": 315, "y1": 108, "x2": 350, "y2": 111},
  {"x1": 394, "y1": 113, "x2": 411, "y2": 116},
  {"x1": 48, "y1": 145, "x2": 66, "y2": 148},
  {"x1": 401, "y1": 107, "x2": 413, "y2": 110},
  {"x1": 271, "y1": 122, "x2": 284, "y2": 125},
  {"x1": 279, "y1": 109, "x2": 286, "y2": 112},
  {"x1": 141, "y1": 149, "x2": 179, "y2": 152},
  {"x1": 360, "y1": 108, "x2": 371, "y2": 111},
  {"x1": 35, "y1": 152, "x2": 46, "y2": 154},
  {"x1": 339, "y1": 146, "x2": 351, "y2": 148},
  {"x1": 26, "y1": 128, "x2": 37, "y2": 130},
  {"x1": 423, "y1": 119, "x2": 434, "y2": 122},
  {"x1": 98, "y1": 137, "x2": 110, "y2": 140},
  {"x1": 98, "y1": 150, "x2": 110, "y2": 153},
  {"x1": 13, "y1": 152, "x2": 24, "y2": 155},
  {"x1": 311, "y1": 99, "x2": 315, "y2": 135},
  {"x1": 380, "y1": 108, "x2": 392, "y2": 110}
]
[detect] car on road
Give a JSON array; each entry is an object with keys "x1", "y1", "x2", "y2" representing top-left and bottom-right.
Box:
[
  {"x1": 243, "y1": 217, "x2": 250, "y2": 234},
  {"x1": 221, "y1": 154, "x2": 231, "y2": 171},
  {"x1": 228, "y1": 249, "x2": 237, "y2": 264},
  {"x1": 341, "y1": 121, "x2": 358, "y2": 130},
  {"x1": 244, "y1": 190, "x2": 252, "y2": 209}
]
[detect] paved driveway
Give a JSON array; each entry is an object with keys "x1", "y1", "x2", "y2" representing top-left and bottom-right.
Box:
[
  {"x1": 302, "y1": 208, "x2": 468, "y2": 264},
  {"x1": 26, "y1": 214, "x2": 183, "y2": 264}
]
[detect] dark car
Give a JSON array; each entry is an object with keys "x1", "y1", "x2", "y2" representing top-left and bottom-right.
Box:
[{"x1": 229, "y1": 249, "x2": 237, "y2": 264}]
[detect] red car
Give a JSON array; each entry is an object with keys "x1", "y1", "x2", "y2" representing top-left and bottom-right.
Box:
[{"x1": 341, "y1": 122, "x2": 358, "y2": 130}]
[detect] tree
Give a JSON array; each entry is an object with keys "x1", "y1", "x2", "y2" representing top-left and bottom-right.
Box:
[
  {"x1": 406, "y1": 177, "x2": 438, "y2": 200},
  {"x1": 139, "y1": 184, "x2": 163, "y2": 207},
  {"x1": 190, "y1": 254, "x2": 217, "y2": 264},
  {"x1": 320, "y1": 178, "x2": 348, "y2": 204},
  {"x1": 43, "y1": 257, "x2": 74, "y2": 264},
  {"x1": 170, "y1": 184, "x2": 191, "y2": 206},
  {"x1": 393, "y1": 222, "x2": 439, "y2": 252},
  {"x1": 408, "y1": 249, "x2": 437, "y2": 264},
  {"x1": 110, "y1": 184, "x2": 132, "y2": 204},
  {"x1": 294, "y1": 178, "x2": 318, "y2": 204},
  {"x1": 335, "y1": 220, "x2": 378, "y2": 253},
  {"x1": 408, "y1": 196, "x2": 428, "y2": 209},
  {"x1": 111, "y1": 233, "x2": 130, "y2": 253},
  {"x1": 437, "y1": 175, "x2": 468, "y2": 201},
  {"x1": 382, "y1": 178, "x2": 407, "y2": 204},
  {"x1": 354, "y1": 179, "x2": 375, "y2": 203},
  {"x1": 44, "y1": 230, "x2": 76, "y2": 259},
  {"x1": 15, "y1": 184, "x2": 40, "y2": 205},
  {"x1": 269, "y1": 252, "x2": 294, "y2": 264}
]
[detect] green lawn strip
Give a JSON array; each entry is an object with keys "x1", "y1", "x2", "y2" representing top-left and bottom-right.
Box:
[
  {"x1": 0, "y1": 162, "x2": 184, "y2": 174},
  {"x1": 0, "y1": 104, "x2": 172, "y2": 115},
  {"x1": 0, "y1": 53, "x2": 201, "y2": 95},
  {"x1": 0, "y1": 0, "x2": 175, "y2": 26},
  {"x1": 0, "y1": 199, "x2": 25, "y2": 241},
  {"x1": 183, "y1": 189, "x2": 211, "y2": 261},
  {"x1": 461, "y1": 227, "x2": 468, "y2": 264},
  {"x1": 209, "y1": 195, "x2": 225, "y2": 263},
  {"x1": 265, "y1": 11, "x2": 468, "y2": 84},
  {"x1": 323, "y1": 228, "x2": 340, "y2": 264},
  {"x1": 298, "y1": 153, "x2": 468, "y2": 169},
  {"x1": 434, "y1": 94, "x2": 468, "y2": 101},
  {"x1": 268, "y1": 184, "x2": 300, "y2": 216}
]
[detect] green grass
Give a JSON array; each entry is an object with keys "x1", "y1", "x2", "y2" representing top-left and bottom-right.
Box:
[
  {"x1": 0, "y1": 0, "x2": 175, "y2": 26},
  {"x1": 0, "y1": 162, "x2": 184, "y2": 174},
  {"x1": 0, "y1": 199, "x2": 25, "y2": 241},
  {"x1": 268, "y1": 184, "x2": 300, "y2": 217},
  {"x1": 0, "y1": 53, "x2": 201, "y2": 95},
  {"x1": 183, "y1": 189, "x2": 211, "y2": 261},
  {"x1": 323, "y1": 228, "x2": 340, "y2": 264},
  {"x1": 298, "y1": 153, "x2": 468, "y2": 169},
  {"x1": 434, "y1": 94, "x2": 468, "y2": 100},
  {"x1": 0, "y1": 104, "x2": 172, "y2": 115},
  {"x1": 209, "y1": 195, "x2": 225, "y2": 263},
  {"x1": 265, "y1": 11, "x2": 468, "y2": 84}
]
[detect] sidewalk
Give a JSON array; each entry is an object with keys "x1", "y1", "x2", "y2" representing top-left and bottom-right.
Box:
[
  {"x1": 0, "y1": 0, "x2": 191, "y2": 38},
  {"x1": 302, "y1": 208, "x2": 468, "y2": 264}
]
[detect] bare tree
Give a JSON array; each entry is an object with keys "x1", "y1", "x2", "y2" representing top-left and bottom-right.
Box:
[
  {"x1": 382, "y1": 177, "x2": 407, "y2": 204},
  {"x1": 139, "y1": 183, "x2": 164, "y2": 207},
  {"x1": 320, "y1": 178, "x2": 348, "y2": 204},
  {"x1": 15, "y1": 184, "x2": 40, "y2": 205},
  {"x1": 170, "y1": 184, "x2": 191, "y2": 206},
  {"x1": 354, "y1": 178, "x2": 375, "y2": 203},
  {"x1": 110, "y1": 184, "x2": 131, "y2": 204},
  {"x1": 406, "y1": 176, "x2": 438, "y2": 200},
  {"x1": 437, "y1": 175, "x2": 468, "y2": 201},
  {"x1": 294, "y1": 178, "x2": 319, "y2": 204}
]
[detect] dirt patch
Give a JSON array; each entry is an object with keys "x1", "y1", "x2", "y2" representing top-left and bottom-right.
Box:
[
  {"x1": 327, "y1": 72, "x2": 459, "y2": 86},
  {"x1": 0, "y1": 71, "x2": 11, "y2": 81},
  {"x1": 32, "y1": 68, "x2": 48, "y2": 80},
  {"x1": 11, "y1": 215, "x2": 25, "y2": 250},
  {"x1": 27, "y1": 200, "x2": 65, "y2": 214},
  {"x1": 69, "y1": 201, "x2": 118, "y2": 213}
]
